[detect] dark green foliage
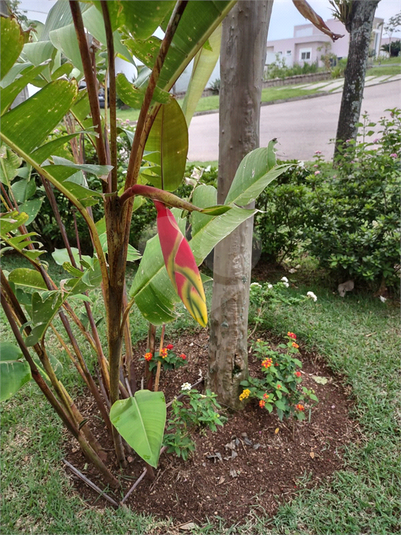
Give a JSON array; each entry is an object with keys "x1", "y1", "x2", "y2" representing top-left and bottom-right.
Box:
[
  {"x1": 381, "y1": 39, "x2": 401, "y2": 57},
  {"x1": 265, "y1": 54, "x2": 319, "y2": 80},
  {"x1": 252, "y1": 110, "x2": 401, "y2": 290},
  {"x1": 254, "y1": 161, "x2": 311, "y2": 261},
  {"x1": 304, "y1": 110, "x2": 401, "y2": 289}
]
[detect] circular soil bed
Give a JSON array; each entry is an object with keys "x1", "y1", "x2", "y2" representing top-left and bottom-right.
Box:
[{"x1": 65, "y1": 331, "x2": 357, "y2": 528}]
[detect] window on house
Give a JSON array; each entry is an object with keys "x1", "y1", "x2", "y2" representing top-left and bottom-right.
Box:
[
  {"x1": 286, "y1": 50, "x2": 292, "y2": 55},
  {"x1": 301, "y1": 51, "x2": 311, "y2": 60}
]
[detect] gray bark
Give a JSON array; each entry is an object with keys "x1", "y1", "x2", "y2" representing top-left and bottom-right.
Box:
[
  {"x1": 334, "y1": 0, "x2": 380, "y2": 158},
  {"x1": 208, "y1": 0, "x2": 273, "y2": 410}
]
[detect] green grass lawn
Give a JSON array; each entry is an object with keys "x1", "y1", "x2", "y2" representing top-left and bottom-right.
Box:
[
  {"x1": 116, "y1": 86, "x2": 320, "y2": 123},
  {"x1": 367, "y1": 64, "x2": 401, "y2": 76},
  {"x1": 1, "y1": 253, "x2": 400, "y2": 534}
]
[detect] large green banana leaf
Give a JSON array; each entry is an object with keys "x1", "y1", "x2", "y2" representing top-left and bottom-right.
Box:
[
  {"x1": 224, "y1": 142, "x2": 290, "y2": 206},
  {"x1": 0, "y1": 17, "x2": 26, "y2": 80},
  {"x1": 182, "y1": 24, "x2": 222, "y2": 125},
  {"x1": 110, "y1": 390, "x2": 166, "y2": 468},
  {"x1": 144, "y1": 99, "x2": 188, "y2": 191},
  {"x1": 125, "y1": 1, "x2": 236, "y2": 92}
]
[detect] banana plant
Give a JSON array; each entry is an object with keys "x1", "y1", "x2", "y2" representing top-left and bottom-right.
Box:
[{"x1": 0, "y1": 0, "x2": 287, "y2": 483}]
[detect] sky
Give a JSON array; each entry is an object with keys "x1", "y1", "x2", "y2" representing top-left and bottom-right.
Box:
[{"x1": 18, "y1": 0, "x2": 401, "y2": 38}]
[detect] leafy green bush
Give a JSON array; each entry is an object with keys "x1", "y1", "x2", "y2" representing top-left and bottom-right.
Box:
[
  {"x1": 304, "y1": 109, "x2": 401, "y2": 289},
  {"x1": 264, "y1": 54, "x2": 319, "y2": 80},
  {"x1": 381, "y1": 39, "x2": 401, "y2": 57},
  {"x1": 254, "y1": 161, "x2": 312, "y2": 261}
]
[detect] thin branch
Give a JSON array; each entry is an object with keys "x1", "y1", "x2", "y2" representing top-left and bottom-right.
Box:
[
  {"x1": 121, "y1": 468, "x2": 147, "y2": 504},
  {"x1": 63, "y1": 459, "x2": 119, "y2": 507}
]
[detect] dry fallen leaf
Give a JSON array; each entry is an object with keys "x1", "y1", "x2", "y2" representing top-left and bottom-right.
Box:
[
  {"x1": 179, "y1": 522, "x2": 197, "y2": 531},
  {"x1": 275, "y1": 427, "x2": 280, "y2": 434},
  {"x1": 312, "y1": 375, "x2": 328, "y2": 385},
  {"x1": 310, "y1": 451, "x2": 315, "y2": 459}
]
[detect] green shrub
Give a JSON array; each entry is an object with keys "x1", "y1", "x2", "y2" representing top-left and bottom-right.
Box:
[
  {"x1": 264, "y1": 54, "x2": 319, "y2": 80},
  {"x1": 381, "y1": 39, "x2": 401, "y2": 57},
  {"x1": 304, "y1": 109, "x2": 401, "y2": 289},
  {"x1": 254, "y1": 161, "x2": 312, "y2": 261}
]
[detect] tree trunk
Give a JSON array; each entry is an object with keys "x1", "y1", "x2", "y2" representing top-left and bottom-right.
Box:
[
  {"x1": 334, "y1": 0, "x2": 380, "y2": 158},
  {"x1": 208, "y1": 0, "x2": 273, "y2": 410}
]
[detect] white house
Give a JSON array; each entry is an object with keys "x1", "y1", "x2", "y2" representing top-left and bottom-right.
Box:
[{"x1": 266, "y1": 17, "x2": 384, "y2": 68}]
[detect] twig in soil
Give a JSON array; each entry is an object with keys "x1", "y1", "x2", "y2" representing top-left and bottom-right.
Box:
[
  {"x1": 121, "y1": 446, "x2": 168, "y2": 503},
  {"x1": 62, "y1": 459, "x2": 119, "y2": 507},
  {"x1": 121, "y1": 467, "x2": 147, "y2": 504}
]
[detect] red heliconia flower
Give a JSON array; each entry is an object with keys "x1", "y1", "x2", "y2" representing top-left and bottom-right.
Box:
[{"x1": 154, "y1": 201, "x2": 207, "y2": 327}]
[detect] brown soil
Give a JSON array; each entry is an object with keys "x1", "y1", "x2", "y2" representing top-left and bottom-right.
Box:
[{"x1": 64, "y1": 331, "x2": 357, "y2": 529}]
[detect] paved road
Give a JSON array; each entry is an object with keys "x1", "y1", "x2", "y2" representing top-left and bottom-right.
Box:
[{"x1": 188, "y1": 80, "x2": 401, "y2": 162}]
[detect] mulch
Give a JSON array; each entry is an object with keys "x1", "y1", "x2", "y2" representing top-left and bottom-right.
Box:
[{"x1": 64, "y1": 329, "x2": 358, "y2": 529}]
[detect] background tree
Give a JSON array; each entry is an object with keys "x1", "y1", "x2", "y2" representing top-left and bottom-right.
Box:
[
  {"x1": 208, "y1": 0, "x2": 273, "y2": 410},
  {"x1": 333, "y1": 0, "x2": 381, "y2": 158},
  {"x1": 383, "y1": 11, "x2": 401, "y2": 57}
]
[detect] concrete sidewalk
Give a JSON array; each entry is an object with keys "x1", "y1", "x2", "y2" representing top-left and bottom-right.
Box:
[{"x1": 276, "y1": 73, "x2": 401, "y2": 94}]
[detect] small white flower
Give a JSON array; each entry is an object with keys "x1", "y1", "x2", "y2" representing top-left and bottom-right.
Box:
[
  {"x1": 288, "y1": 268, "x2": 297, "y2": 274},
  {"x1": 250, "y1": 282, "x2": 262, "y2": 288},
  {"x1": 267, "y1": 284, "x2": 273, "y2": 289},
  {"x1": 307, "y1": 291, "x2": 318, "y2": 302},
  {"x1": 283, "y1": 282, "x2": 289, "y2": 288},
  {"x1": 298, "y1": 160, "x2": 305, "y2": 168},
  {"x1": 281, "y1": 276, "x2": 289, "y2": 283},
  {"x1": 181, "y1": 382, "x2": 192, "y2": 391},
  {"x1": 379, "y1": 296, "x2": 387, "y2": 303}
]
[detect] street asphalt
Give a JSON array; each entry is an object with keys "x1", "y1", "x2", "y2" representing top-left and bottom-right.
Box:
[{"x1": 188, "y1": 77, "x2": 401, "y2": 162}]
